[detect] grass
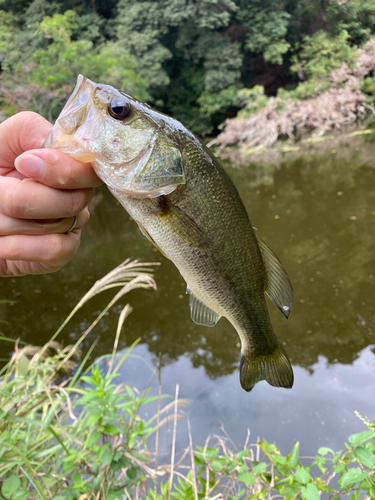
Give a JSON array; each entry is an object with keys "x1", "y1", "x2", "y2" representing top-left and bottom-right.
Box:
[{"x1": 0, "y1": 259, "x2": 374, "y2": 499}]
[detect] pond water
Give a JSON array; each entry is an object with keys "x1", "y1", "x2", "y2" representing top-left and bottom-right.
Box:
[{"x1": 0, "y1": 130, "x2": 374, "y2": 456}]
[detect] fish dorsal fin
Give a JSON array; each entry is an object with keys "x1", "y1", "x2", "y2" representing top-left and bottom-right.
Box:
[
  {"x1": 256, "y1": 234, "x2": 294, "y2": 319},
  {"x1": 187, "y1": 288, "x2": 221, "y2": 327}
]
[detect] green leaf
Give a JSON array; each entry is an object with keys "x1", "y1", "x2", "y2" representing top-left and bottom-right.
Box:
[
  {"x1": 262, "y1": 441, "x2": 277, "y2": 454},
  {"x1": 107, "y1": 491, "x2": 123, "y2": 500},
  {"x1": 253, "y1": 462, "x2": 267, "y2": 474},
  {"x1": 194, "y1": 453, "x2": 205, "y2": 466},
  {"x1": 87, "y1": 431, "x2": 101, "y2": 447},
  {"x1": 315, "y1": 477, "x2": 335, "y2": 493},
  {"x1": 287, "y1": 442, "x2": 299, "y2": 467},
  {"x1": 107, "y1": 492, "x2": 122, "y2": 500},
  {"x1": 210, "y1": 460, "x2": 224, "y2": 472},
  {"x1": 348, "y1": 431, "x2": 374, "y2": 447},
  {"x1": 1, "y1": 476, "x2": 21, "y2": 498},
  {"x1": 204, "y1": 447, "x2": 219, "y2": 459},
  {"x1": 12, "y1": 490, "x2": 29, "y2": 500},
  {"x1": 238, "y1": 472, "x2": 256, "y2": 485},
  {"x1": 125, "y1": 385, "x2": 135, "y2": 399},
  {"x1": 102, "y1": 449, "x2": 114, "y2": 466},
  {"x1": 104, "y1": 424, "x2": 119, "y2": 435},
  {"x1": 17, "y1": 354, "x2": 30, "y2": 377},
  {"x1": 334, "y1": 463, "x2": 346, "y2": 473},
  {"x1": 318, "y1": 447, "x2": 335, "y2": 456},
  {"x1": 127, "y1": 467, "x2": 137, "y2": 480},
  {"x1": 72, "y1": 473, "x2": 85, "y2": 487},
  {"x1": 295, "y1": 468, "x2": 311, "y2": 484},
  {"x1": 356, "y1": 447, "x2": 375, "y2": 468},
  {"x1": 131, "y1": 451, "x2": 148, "y2": 463},
  {"x1": 314, "y1": 455, "x2": 327, "y2": 474},
  {"x1": 128, "y1": 433, "x2": 137, "y2": 449},
  {"x1": 332, "y1": 451, "x2": 342, "y2": 465},
  {"x1": 340, "y1": 468, "x2": 369, "y2": 488},
  {"x1": 12, "y1": 491, "x2": 28, "y2": 500},
  {"x1": 301, "y1": 483, "x2": 320, "y2": 500}
]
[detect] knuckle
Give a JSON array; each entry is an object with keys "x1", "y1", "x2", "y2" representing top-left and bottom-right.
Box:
[
  {"x1": 2, "y1": 236, "x2": 22, "y2": 260},
  {"x1": 82, "y1": 208, "x2": 90, "y2": 225},
  {"x1": 55, "y1": 157, "x2": 76, "y2": 188},
  {"x1": 44, "y1": 234, "x2": 64, "y2": 263},
  {"x1": 45, "y1": 233, "x2": 79, "y2": 265},
  {"x1": 2, "y1": 185, "x2": 24, "y2": 218},
  {"x1": 66, "y1": 190, "x2": 87, "y2": 216}
]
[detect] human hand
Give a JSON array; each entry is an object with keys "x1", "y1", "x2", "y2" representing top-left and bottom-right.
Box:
[{"x1": 0, "y1": 111, "x2": 102, "y2": 277}]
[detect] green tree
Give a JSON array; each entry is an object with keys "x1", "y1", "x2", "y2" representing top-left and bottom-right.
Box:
[
  {"x1": 236, "y1": 0, "x2": 291, "y2": 65},
  {"x1": 1, "y1": 10, "x2": 147, "y2": 120},
  {"x1": 325, "y1": 0, "x2": 375, "y2": 46},
  {"x1": 2, "y1": 0, "x2": 375, "y2": 134},
  {"x1": 114, "y1": 0, "x2": 241, "y2": 133},
  {"x1": 287, "y1": 29, "x2": 356, "y2": 99}
]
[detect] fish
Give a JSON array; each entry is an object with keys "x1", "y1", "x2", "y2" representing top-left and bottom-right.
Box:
[{"x1": 44, "y1": 74, "x2": 294, "y2": 392}]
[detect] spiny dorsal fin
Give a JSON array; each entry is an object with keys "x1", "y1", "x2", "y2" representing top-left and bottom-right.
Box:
[
  {"x1": 256, "y1": 234, "x2": 294, "y2": 319},
  {"x1": 187, "y1": 288, "x2": 221, "y2": 327}
]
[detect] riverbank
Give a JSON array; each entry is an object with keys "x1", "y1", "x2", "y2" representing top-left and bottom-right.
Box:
[
  {"x1": 1, "y1": 334, "x2": 374, "y2": 499},
  {"x1": 212, "y1": 126, "x2": 375, "y2": 169},
  {"x1": 211, "y1": 37, "x2": 375, "y2": 153}
]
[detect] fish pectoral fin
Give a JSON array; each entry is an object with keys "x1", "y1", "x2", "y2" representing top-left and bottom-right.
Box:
[
  {"x1": 256, "y1": 234, "x2": 294, "y2": 319},
  {"x1": 188, "y1": 289, "x2": 221, "y2": 327},
  {"x1": 157, "y1": 197, "x2": 208, "y2": 248},
  {"x1": 240, "y1": 342, "x2": 294, "y2": 392},
  {"x1": 136, "y1": 221, "x2": 168, "y2": 257}
]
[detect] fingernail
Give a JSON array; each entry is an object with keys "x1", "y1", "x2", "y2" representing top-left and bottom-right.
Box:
[{"x1": 15, "y1": 154, "x2": 45, "y2": 178}]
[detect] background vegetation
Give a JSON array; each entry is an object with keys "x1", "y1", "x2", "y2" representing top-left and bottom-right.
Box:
[{"x1": 1, "y1": 0, "x2": 375, "y2": 135}]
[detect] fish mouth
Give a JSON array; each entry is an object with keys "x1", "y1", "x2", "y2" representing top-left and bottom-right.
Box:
[
  {"x1": 42, "y1": 75, "x2": 97, "y2": 162},
  {"x1": 42, "y1": 126, "x2": 97, "y2": 163}
]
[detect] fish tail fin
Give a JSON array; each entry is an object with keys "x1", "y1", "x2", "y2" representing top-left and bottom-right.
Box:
[{"x1": 239, "y1": 342, "x2": 294, "y2": 392}]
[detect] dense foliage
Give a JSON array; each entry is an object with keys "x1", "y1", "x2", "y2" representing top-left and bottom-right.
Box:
[{"x1": 1, "y1": 0, "x2": 375, "y2": 134}]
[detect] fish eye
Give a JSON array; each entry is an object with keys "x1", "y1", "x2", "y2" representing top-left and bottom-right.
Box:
[{"x1": 108, "y1": 97, "x2": 131, "y2": 120}]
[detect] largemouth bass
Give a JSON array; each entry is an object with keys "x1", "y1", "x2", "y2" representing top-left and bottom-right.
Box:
[{"x1": 44, "y1": 75, "x2": 294, "y2": 392}]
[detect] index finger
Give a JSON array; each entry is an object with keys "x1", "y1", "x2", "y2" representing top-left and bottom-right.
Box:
[
  {"x1": 15, "y1": 148, "x2": 102, "y2": 189},
  {"x1": 0, "y1": 112, "x2": 52, "y2": 168}
]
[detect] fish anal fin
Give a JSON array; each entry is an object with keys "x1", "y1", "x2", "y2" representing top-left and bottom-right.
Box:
[
  {"x1": 136, "y1": 221, "x2": 168, "y2": 257},
  {"x1": 256, "y1": 234, "x2": 294, "y2": 319},
  {"x1": 188, "y1": 289, "x2": 221, "y2": 327},
  {"x1": 240, "y1": 342, "x2": 294, "y2": 392}
]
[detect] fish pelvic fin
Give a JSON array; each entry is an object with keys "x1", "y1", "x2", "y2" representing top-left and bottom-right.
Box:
[{"x1": 239, "y1": 342, "x2": 294, "y2": 392}]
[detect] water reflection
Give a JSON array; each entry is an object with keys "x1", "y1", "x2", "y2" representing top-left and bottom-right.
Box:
[
  {"x1": 105, "y1": 343, "x2": 375, "y2": 455},
  {"x1": 0, "y1": 133, "x2": 374, "y2": 431}
]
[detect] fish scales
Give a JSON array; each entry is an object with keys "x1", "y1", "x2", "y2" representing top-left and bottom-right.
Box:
[{"x1": 44, "y1": 75, "x2": 294, "y2": 392}]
